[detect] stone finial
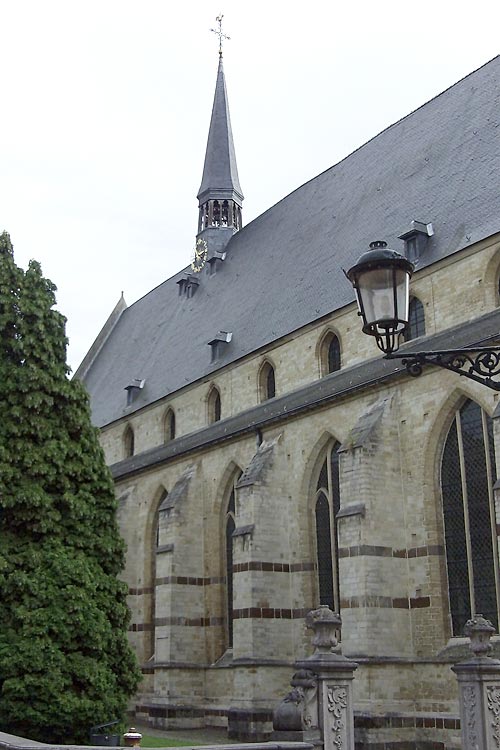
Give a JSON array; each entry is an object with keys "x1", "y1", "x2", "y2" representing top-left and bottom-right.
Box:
[
  {"x1": 306, "y1": 605, "x2": 341, "y2": 655},
  {"x1": 464, "y1": 614, "x2": 496, "y2": 657}
]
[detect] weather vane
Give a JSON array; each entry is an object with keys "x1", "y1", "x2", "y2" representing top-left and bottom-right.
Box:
[{"x1": 211, "y1": 14, "x2": 230, "y2": 57}]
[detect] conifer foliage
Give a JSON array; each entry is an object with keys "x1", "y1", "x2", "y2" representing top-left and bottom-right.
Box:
[{"x1": 0, "y1": 232, "x2": 141, "y2": 743}]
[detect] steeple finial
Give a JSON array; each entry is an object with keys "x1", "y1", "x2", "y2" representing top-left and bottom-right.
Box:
[
  {"x1": 210, "y1": 14, "x2": 230, "y2": 58},
  {"x1": 196, "y1": 28, "x2": 244, "y2": 249}
]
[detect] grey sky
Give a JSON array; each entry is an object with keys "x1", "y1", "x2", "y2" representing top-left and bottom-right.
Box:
[{"x1": 1, "y1": 0, "x2": 499, "y2": 371}]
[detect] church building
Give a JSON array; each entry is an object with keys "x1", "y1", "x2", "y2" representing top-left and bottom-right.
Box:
[{"x1": 77, "y1": 52, "x2": 500, "y2": 749}]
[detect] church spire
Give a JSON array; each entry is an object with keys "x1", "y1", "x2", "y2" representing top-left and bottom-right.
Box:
[{"x1": 197, "y1": 20, "x2": 243, "y2": 244}]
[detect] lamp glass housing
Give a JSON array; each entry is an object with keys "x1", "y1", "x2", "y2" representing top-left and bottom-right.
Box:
[
  {"x1": 356, "y1": 266, "x2": 409, "y2": 332},
  {"x1": 347, "y1": 241, "x2": 413, "y2": 355}
]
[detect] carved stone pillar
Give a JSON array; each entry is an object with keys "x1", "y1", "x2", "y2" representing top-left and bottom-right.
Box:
[
  {"x1": 452, "y1": 614, "x2": 500, "y2": 750},
  {"x1": 275, "y1": 606, "x2": 357, "y2": 750}
]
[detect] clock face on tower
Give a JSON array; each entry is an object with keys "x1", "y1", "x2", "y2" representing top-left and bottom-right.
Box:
[{"x1": 191, "y1": 238, "x2": 208, "y2": 273}]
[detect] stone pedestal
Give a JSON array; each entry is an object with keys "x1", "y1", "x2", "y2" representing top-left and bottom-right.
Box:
[
  {"x1": 452, "y1": 614, "x2": 500, "y2": 750},
  {"x1": 274, "y1": 606, "x2": 358, "y2": 750}
]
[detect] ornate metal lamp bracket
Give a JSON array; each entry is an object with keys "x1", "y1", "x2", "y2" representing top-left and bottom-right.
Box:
[{"x1": 387, "y1": 346, "x2": 500, "y2": 392}]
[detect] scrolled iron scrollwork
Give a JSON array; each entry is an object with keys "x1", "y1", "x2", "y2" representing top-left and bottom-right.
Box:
[
  {"x1": 402, "y1": 357, "x2": 423, "y2": 377},
  {"x1": 390, "y1": 346, "x2": 500, "y2": 391},
  {"x1": 473, "y1": 350, "x2": 500, "y2": 376}
]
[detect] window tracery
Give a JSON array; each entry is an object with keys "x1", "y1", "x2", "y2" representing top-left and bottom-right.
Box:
[
  {"x1": 314, "y1": 441, "x2": 341, "y2": 611},
  {"x1": 441, "y1": 399, "x2": 499, "y2": 633}
]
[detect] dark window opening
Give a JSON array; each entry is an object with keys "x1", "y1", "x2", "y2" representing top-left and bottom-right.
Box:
[
  {"x1": 321, "y1": 333, "x2": 341, "y2": 376},
  {"x1": 208, "y1": 387, "x2": 221, "y2": 424},
  {"x1": 224, "y1": 475, "x2": 240, "y2": 650},
  {"x1": 441, "y1": 399, "x2": 498, "y2": 634},
  {"x1": 165, "y1": 410, "x2": 175, "y2": 442},
  {"x1": 260, "y1": 362, "x2": 276, "y2": 401},
  {"x1": 266, "y1": 367, "x2": 275, "y2": 399},
  {"x1": 226, "y1": 511, "x2": 235, "y2": 647},
  {"x1": 404, "y1": 297, "x2": 426, "y2": 341},
  {"x1": 315, "y1": 492, "x2": 334, "y2": 609},
  {"x1": 327, "y1": 336, "x2": 341, "y2": 374},
  {"x1": 213, "y1": 200, "x2": 220, "y2": 227},
  {"x1": 314, "y1": 441, "x2": 341, "y2": 611},
  {"x1": 156, "y1": 489, "x2": 168, "y2": 548},
  {"x1": 124, "y1": 426, "x2": 134, "y2": 458}
]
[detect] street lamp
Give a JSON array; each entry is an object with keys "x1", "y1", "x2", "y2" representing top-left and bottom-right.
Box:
[
  {"x1": 346, "y1": 240, "x2": 500, "y2": 391},
  {"x1": 345, "y1": 240, "x2": 413, "y2": 355}
]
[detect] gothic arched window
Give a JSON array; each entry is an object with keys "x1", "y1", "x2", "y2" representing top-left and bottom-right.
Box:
[
  {"x1": 208, "y1": 386, "x2": 221, "y2": 424},
  {"x1": 441, "y1": 399, "x2": 498, "y2": 634},
  {"x1": 320, "y1": 332, "x2": 341, "y2": 377},
  {"x1": 156, "y1": 489, "x2": 169, "y2": 547},
  {"x1": 150, "y1": 488, "x2": 168, "y2": 658},
  {"x1": 225, "y1": 480, "x2": 237, "y2": 648},
  {"x1": 259, "y1": 361, "x2": 276, "y2": 402},
  {"x1": 314, "y1": 441, "x2": 341, "y2": 611},
  {"x1": 123, "y1": 425, "x2": 134, "y2": 458},
  {"x1": 164, "y1": 409, "x2": 175, "y2": 442},
  {"x1": 404, "y1": 297, "x2": 425, "y2": 342}
]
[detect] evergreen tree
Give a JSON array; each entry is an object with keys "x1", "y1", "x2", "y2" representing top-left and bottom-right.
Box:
[{"x1": 0, "y1": 232, "x2": 141, "y2": 743}]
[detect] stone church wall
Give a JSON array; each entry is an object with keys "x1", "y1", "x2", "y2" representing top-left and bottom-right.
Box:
[{"x1": 102, "y1": 234, "x2": 500, "y2": 746}]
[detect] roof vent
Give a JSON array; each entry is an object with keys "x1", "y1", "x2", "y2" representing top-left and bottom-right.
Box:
[
  {"x1": 125, "y1": 378, "x2": 145, "y2": 406},
  {"x1": 208, "y1": 331, "x2": 232, "y2": 362},
  {"x1": 177, "y1": 273, "x2": 200, "y2": 298},
  {"x1": 398, "y1": 220, "x2": 434, "y2": 263},
  {"x1": 207, "y1": 251, "x2": 226, "y2": 276}
]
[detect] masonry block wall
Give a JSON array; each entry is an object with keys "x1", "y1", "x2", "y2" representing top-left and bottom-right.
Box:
[{"x1": 103, "y1": 236, "x2": 500, "y2": 746}]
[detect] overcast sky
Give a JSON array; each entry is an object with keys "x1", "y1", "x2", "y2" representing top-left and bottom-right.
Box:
[{"x1": 1, "y1": 1, "x2": 499, "y2": 372}]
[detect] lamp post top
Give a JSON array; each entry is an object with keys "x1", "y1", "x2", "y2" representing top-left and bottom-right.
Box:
[{"x1": 346, "y1": 241, "x2": 414, "y2": 283}]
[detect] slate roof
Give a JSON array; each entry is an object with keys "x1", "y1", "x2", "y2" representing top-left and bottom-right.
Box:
[
  {"x1": 80, "y1": 56, "x2": 500, "y2": 429},
  {"x1": 197, "y1": 56, "x2": 244, "y2": 205}
]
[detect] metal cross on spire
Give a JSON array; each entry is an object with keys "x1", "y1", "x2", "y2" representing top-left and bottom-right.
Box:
[{"x1": 210, "y1": 14, "x2": 230, "y2": 58}]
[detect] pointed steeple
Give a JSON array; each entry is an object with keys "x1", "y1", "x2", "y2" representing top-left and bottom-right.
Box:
[{"x1": 197, "y1": 55, "x2": 244, "y2": 240}]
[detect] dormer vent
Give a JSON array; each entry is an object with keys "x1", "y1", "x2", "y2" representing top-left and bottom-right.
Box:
[
  {"x1": 207, "y1": 251, "x2": 226, "y2": 276},
  {"x1": 125, "y1": 378, "x2": 145, "y2": 406},
  {"x1": 208, "y1": 331, "x2": 233, "y2": 362},
  {"x1": 177, "y1": 273, "x2": 200, "y2": 298},
  {"x1": 398, "y1": 220, "x2": 434, "y2": 263}
]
